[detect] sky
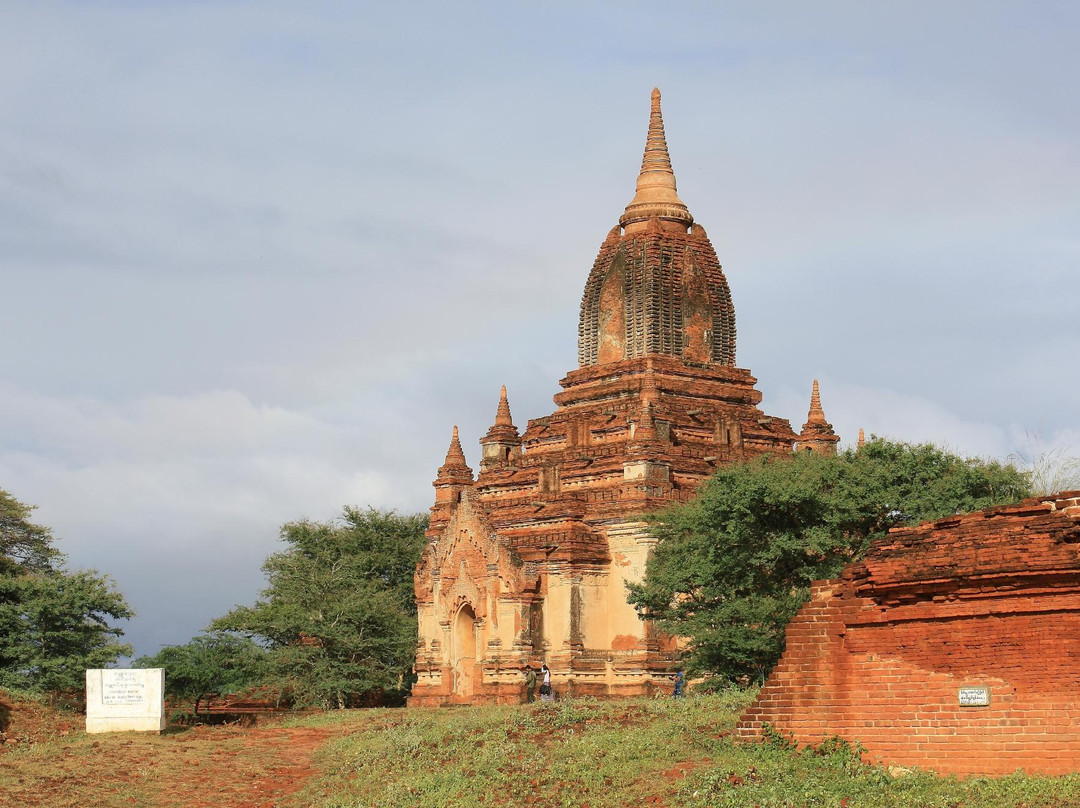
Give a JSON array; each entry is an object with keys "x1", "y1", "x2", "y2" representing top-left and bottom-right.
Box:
[{"x1": 1, "y1": 1, "x2": 1078, "y2": 659}]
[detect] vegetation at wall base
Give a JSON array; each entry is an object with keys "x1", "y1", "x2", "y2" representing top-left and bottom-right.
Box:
[
  {"x1": 0, "y1": 487, "x2": 132, "y2": 696},
  {"x1": 628, "y1": 438, "x2": 1032, "y2": 682}
]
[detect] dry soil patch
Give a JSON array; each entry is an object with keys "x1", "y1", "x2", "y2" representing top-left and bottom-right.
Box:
[{"x1": 0, "y1": 720, "x2": 346, "y2": 808}]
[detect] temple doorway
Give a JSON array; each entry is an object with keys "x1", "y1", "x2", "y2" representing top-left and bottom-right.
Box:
[{"x1": 452, "y1": 604, "x2": 477, "y2": 698}]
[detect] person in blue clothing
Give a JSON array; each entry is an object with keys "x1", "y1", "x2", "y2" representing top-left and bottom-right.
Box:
[{"x1": 672, "y1": 669, "x2": 685, "y2": 698}]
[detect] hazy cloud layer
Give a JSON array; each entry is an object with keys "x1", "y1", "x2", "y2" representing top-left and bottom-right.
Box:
[{"x1": 1, "y1": 2, "x2": 1077, "y2": 656}]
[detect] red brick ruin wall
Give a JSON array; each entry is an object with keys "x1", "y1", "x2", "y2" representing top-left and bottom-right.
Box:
[{"x1": 738, "y1": 494, "x2": 1080, "y2": 776}]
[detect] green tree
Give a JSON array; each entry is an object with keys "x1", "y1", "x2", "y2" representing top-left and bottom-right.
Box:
[
  {"x1": 0, "y1": 488, "x2": 60, "y2": 574},
  {"x1": 627, "y1": 439, "x2": 1031, "y2": 683},
  {"x1": 211, "y1": 507, "x2": 427, "y2": 709},
  {"x1": 134, "y1": 632, "x2": 269, "y2": 715},
  {"x1": 0, "y1": 488, "x2": 133, "y2": 695}
]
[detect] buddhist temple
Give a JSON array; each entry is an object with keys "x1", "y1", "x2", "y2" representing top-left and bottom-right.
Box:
[{"x1": 410, "y1": 89, "x2": 837, "y2": 706}]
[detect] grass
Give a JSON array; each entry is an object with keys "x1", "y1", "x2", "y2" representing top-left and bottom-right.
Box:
[
  {"x1": 294, "y1": 692, "x2": 1080, "y2": 808},
  {"x1": 4, "y1": 690, "x2": 1080, "y2": 807}
]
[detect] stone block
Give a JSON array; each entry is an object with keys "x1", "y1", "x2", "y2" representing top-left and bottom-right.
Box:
[
  {"x1": 622, "y1": 460, "x2": 669, "y2": 481},
  {"x1": 85, "y1": 668, "x2": 166, "y2": 734}
]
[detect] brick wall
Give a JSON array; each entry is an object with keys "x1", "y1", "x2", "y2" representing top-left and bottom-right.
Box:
[{"x1": 737, "y1": 493, "x2": 1080, "y2": 776}]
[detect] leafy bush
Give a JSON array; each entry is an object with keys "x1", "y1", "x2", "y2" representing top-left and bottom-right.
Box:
[
  {"x1": 0, "y1": 487, "x2": 132, "y2": 695},
  {"x1": 211, "y1": 507, "x2": 427, "y2": 708},
  {"x1": 628, "y1": 439, "x2": 1030, "y2": 682}
]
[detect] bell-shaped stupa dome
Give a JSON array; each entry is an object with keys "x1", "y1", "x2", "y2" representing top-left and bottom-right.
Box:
[{"x1": 578, "y1": 89, "x2": 736, "y2": 368}]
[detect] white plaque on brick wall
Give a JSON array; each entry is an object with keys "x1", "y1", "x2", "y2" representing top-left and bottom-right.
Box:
[{"x1": 958, "y1": 686, "x2": 990, "y2": 707}]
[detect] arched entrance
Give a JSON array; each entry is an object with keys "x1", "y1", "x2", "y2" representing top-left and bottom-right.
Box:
[{"x1": 452, "y1": 604, "x2": 477, "y2": 699}]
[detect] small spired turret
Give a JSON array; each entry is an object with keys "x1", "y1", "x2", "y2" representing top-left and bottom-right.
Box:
[
  {"x1": 479, "y1": 385, "x2": 521, "y2": 472},
  {"x1": 796, "y1": 380, "x2": 840, "y2": 455},
  {"x1": 428, "y1": 425, "x2": 475, "y2": 535},
  {"x1": 433, "y1": 425, "x2": 474, "y2": 506}
]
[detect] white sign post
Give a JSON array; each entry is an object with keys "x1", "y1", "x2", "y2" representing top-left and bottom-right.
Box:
[{"x1": 85, "y1": 668, "x2": 166, "y2": 734}]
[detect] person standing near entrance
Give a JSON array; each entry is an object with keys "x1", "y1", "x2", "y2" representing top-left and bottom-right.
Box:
[
  {"x1": 540, "y1": 663, "x2": 553, "y2": 701},
  {"x1": 672, "y1": 669, "x2": 685, "y2": 699},
  {"x1": 523, "y1": 665, "x2": 537, "y2": 703}
]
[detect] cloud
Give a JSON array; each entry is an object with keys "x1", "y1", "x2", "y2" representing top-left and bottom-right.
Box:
[
  {"x1": 0, "y1": 385, "x2": 422, "y2": 656},
  {"x1": 772, "y1": 380, "x2": 1010, "y2": 457},
  {"x1": 1, "y1": 2, "x2": 1077, "y2": 658}
]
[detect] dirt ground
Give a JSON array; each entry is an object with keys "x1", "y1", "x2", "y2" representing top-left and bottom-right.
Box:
[
  {"x1": 0, "y1": 697, "x2": 347, "y2": 808},
  {"x1": 153, "y1": 724, "x2": 339, "y2": 807}
]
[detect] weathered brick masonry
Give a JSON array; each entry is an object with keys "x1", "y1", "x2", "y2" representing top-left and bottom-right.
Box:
[{"x1": 738, "y1": 492, "x2": 1080, "y2": 776}]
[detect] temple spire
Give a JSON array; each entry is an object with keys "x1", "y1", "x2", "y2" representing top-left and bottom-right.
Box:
[
  {"x1": 806, "y1": 379, "x2": 826, "y2": 425},
  {"x1": 858, "y1": 428, "x2": 866, "y2": 450},
  {"x1": 494, "y1": 385, "x2": 513, "y2": 427},
  {"x1": 797, "y1": 380, "x2": 839, "y2": 456},
  {"x1": 436, "y1": 425, "x2": 473, "y2": 483},
  {"x1": 619, "y1": 88, "x2": 693, "y2": 230},
  {"x1": 480, "y1": 387, "x2": 521, "y2": 472},
  {"x1": 445, "y1": 426, "x2": 467, "y2": 466}
]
